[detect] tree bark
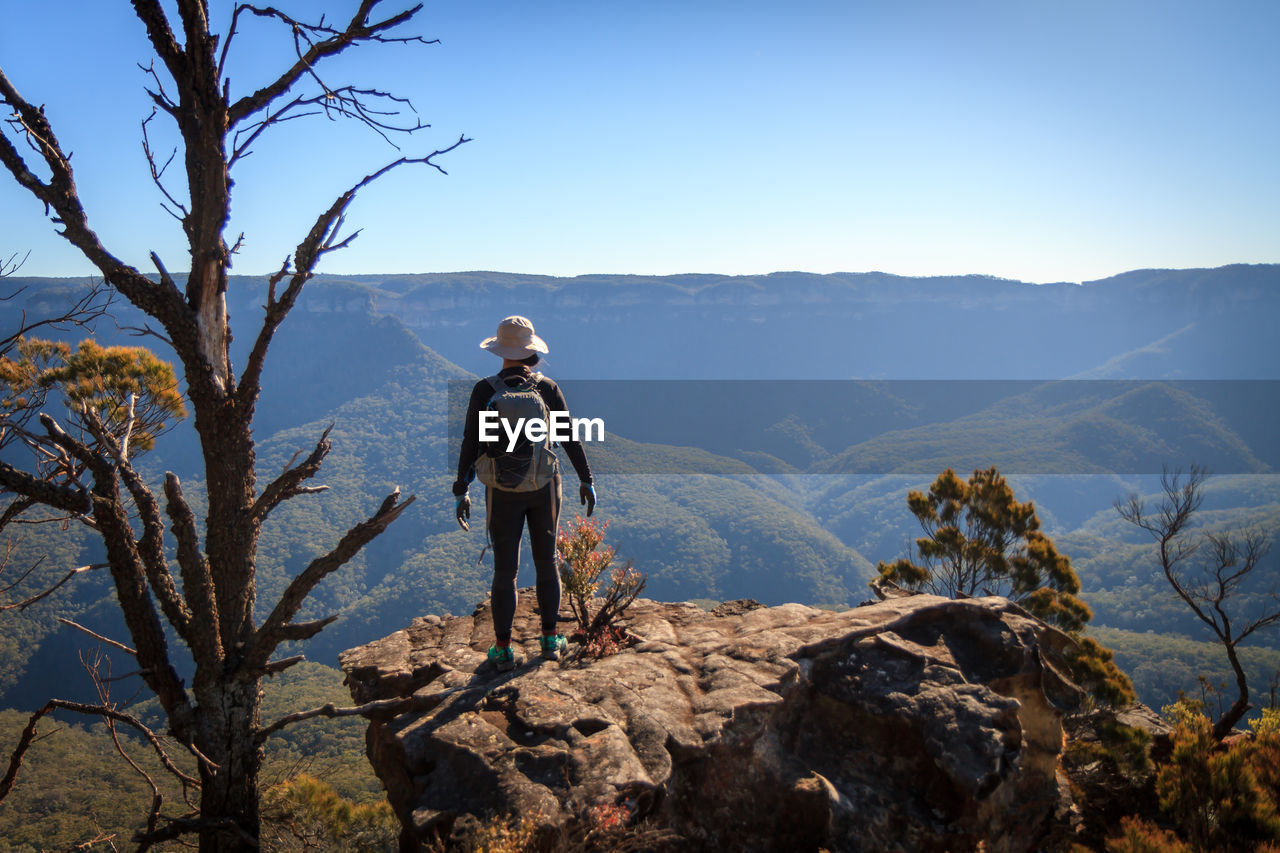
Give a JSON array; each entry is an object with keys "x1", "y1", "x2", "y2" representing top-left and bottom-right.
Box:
[{"x1": 195, "y1": 678, "x2": 263, "y2": 852}]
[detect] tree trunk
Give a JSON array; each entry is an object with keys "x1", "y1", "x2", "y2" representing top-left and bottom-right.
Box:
[
  {"x1": 1214, "y1": 642, "x2": 1251, "y2": 741},
  {"x1": 197, "y1": 677, "x2": 263, "y2": 852},
  {"x1": 197, "y1": 406, "x2": 259, "y2": 653}
]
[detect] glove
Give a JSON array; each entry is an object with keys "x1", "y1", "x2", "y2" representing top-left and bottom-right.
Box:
[
  {"x1": 579, "y1": 483, "x2": 596, "y2": 517},
  {"x1": 455, "y1": 495, "x2": 471, "y2": 531}
]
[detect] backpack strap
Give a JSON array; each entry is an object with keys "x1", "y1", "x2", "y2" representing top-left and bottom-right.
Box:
[
  {"x1": 486, "y1": 371, "x2": 542, "y2": 397},
  {"x1": 477, "y1": 485, "x2": 494, "y2": 565}
]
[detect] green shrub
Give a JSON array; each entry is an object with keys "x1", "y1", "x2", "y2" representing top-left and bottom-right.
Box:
[{"x1": 556, "y1": 516, "x2": 645, "y2": 656}]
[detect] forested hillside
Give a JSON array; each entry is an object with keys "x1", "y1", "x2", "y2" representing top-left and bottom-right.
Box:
[{"x1": 3, "y1": 265, "x2": 1278, "y2": 715}]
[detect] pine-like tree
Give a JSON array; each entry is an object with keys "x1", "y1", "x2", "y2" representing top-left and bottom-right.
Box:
[{"x1": 878, "y1": 466, "x2": 1134, "y2": 706}]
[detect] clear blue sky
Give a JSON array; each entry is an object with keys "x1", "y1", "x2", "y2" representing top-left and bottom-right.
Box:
[{"x1": 2, "y1": 1, "x2": 1277, "y2": 283}]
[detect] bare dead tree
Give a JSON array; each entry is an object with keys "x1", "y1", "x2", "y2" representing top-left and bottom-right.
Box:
[
  {"x1": 1, "y1": 250, "x2": 29, "y2": 278},
  {"x1": 0, "y1": 2, "x2": 468, "y2": 850},
  {"x1": 1116, "y1": 465, "x2": 1280, "y2": 740}
]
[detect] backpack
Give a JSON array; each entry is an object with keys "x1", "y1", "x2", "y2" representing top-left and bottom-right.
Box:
[{"x1": 474, "y1": 373, "x2": 560, "y2": 492}]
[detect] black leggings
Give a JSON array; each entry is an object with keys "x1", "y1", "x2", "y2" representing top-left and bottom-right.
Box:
[{"x1": 487, "y1": 477, "x2": 562, "y2": 643}]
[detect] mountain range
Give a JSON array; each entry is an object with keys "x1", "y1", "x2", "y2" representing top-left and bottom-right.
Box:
[{"x1": 2, "y1": 264, "x2": 1277, "y2": 711}]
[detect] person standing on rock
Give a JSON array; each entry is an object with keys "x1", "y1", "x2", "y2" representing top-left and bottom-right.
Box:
[{"x1": 453, "y1": 315, "x2": 596, "y2": 671}]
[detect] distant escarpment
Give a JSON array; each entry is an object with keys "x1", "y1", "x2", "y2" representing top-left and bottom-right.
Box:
[
  {"x1": 341, "y1": 593, "x2": 1098, "y2": 852},
  {"x1": 316, "y1": 265, "x2": 1280, "y2": 380}
]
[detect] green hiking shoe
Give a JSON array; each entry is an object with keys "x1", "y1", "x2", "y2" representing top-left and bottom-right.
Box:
[
  {"x1": 539, "y1": 634, "x2": 567, "y2": 661},
  {"x1": 487, "y1": 644, "x2": 521, "y2": 672}
]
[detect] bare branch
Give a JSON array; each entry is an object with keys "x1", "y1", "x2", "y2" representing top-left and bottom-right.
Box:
[
  {"x1": 0, "y1": 69, "x2": 197, "y2": 364},
  {"x1": 0, "y1": 71, "x2": 132, "y2": 277},
  {"x1": 1, "y1": 279, "x2": 114, "y2": 355},
  {"x1": 0, "y1": 542, "x2": 42, "y2": 593},
  {"x1": 227, "y1": 1, "x2": 432, "y2": 127},
  {"x1": 246, "y1": 489, "x2": 415, "y2": 671},
  {"x1": 119, "y1": 395, "x2": 136, "y2": 460},
  {"x1": 59, "y1": 617, "x2": 138, "y2": 656},
  {"x1": 256, "y1": 688, "x2": 446, "y2": 744},
  {"x1": 216, "y1": 4, "x2": 251, "y2": 81},
  {"x1": 83, "y1": 408, "x2": 194, "y2": 640},
  {"x1": 0, "y1": 498, "x2": 38, "y2": 537},
  {"x1": 236, "y1": 134, "x2": 468, "y2": 409},
  {"x1": 129, "y1": 0, "x2": 188, "y2": 90},
  {"x1": 36, "y1": 414, "x2": 195, "y2": 740},
  {"x1": 164, "y1": 473, "x2": 223, "y2": 668},
  {"x1": 83, "y1": 650, "x2": 166, "y2": 838},
  {"x1": 233, "y1": 84, "x2": 426, "y2": 162},
  {"x1": 3, "y1": 1, "x2": 464, "y2": 840},
  {"x1": 262, "y1": 654, "x2": 306, "y2": 676},
  {"x1": 134, "y1": 814, "x2": 256, "y2": 850},
  {"x1": 0, "y1": 562, "x2": 108, "y2": 612},
  {"x1": 0, "y1": 250, "x2": 29, "y2": 277},
  {"x1": 71, "y1": 830, "x2": 120, "y2": 851},
  {"x1": 228, "y1": 95, "x2": 319, "y2": 168},
  {"x1": 274, "y1": 614, "x2": 339, "y2": 643},
  {"x1": 251, "y1": 426, "x2": 333, "y2": 522},
  {"x1": 141, "y1": 109, "x2": 189, "y2": 221},
  {"x1": 0, "y1": 697, "x2": 198, "y2": 806},
  {"x1": 1115, "y1": 465, "x2": 1215, "y2": 629},
  {"x1": 138, "y1": 60, "x2": 178, "y2": 116}
]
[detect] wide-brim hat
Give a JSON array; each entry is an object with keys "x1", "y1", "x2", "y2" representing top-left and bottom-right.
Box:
[{"x1": 480, "y1": 315, "x2": 550, "y2": 359}]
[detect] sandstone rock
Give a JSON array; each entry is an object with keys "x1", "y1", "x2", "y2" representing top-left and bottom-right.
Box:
[
  {"x1": 1050, "y1": 702, "x2": 1171, "y2": 849},
  {"x1": 340, "y1": 591, "x2": 1082, "y2": 852}
]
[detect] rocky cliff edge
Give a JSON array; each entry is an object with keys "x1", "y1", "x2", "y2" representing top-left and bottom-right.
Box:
[{"x1": 339, "y1": 592, "x2": 1085, "y2": 852}]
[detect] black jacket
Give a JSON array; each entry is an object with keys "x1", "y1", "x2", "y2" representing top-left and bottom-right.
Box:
[{"x1": 452, "y1": 365, "x2": 593, "y2": 496}]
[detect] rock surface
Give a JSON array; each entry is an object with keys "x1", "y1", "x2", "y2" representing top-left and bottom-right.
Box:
[
  {"x1": 1052, "y1": 703, "x2": 1172, "y2": 849},
  {"x1": 339, "y1": 592, "x2": 1083, "y2": 852}
]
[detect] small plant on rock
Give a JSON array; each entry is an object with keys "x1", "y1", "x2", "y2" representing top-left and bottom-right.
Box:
[{"x1": 557, "y1": 516, "x2": 646, "y2": 657}]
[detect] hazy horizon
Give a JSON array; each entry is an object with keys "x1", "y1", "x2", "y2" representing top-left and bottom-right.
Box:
[{"x1": 11, "y1": 261, "x2": 1277, "y2": 287}]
